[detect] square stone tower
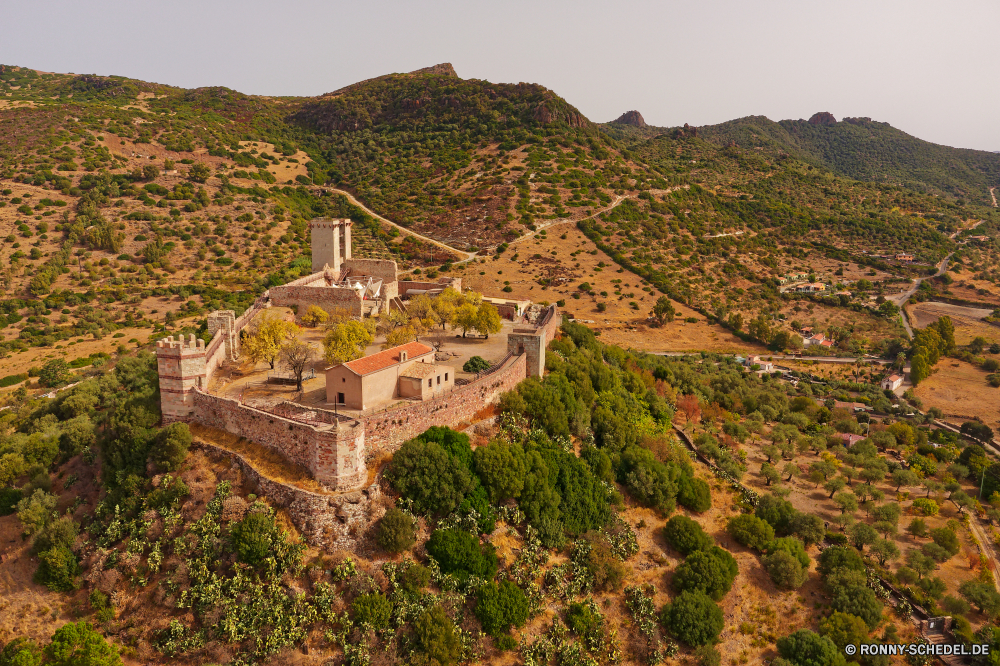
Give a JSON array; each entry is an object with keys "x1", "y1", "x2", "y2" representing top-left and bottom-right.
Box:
[
  {"x1": 311, "y1": 218, "x2": 353, "y2": 273},
  {"x1": 156, "y1": 334, "x2": 206, "y2": 423}
]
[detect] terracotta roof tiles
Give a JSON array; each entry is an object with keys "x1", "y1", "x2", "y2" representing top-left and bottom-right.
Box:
[{"x1": 341, "y1": 342, "x2": 433, "y2": 376}]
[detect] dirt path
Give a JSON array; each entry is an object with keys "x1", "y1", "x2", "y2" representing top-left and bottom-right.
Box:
[
  {"x1": 967, "y1": 515, "x2": 1000, "y2": 590},
  {"x1": 990, "y1": 187, "x2": 997, "y2": 208}
]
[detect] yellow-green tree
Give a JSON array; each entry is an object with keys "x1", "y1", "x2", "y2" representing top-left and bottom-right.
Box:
[
  {"x1": 300, "y1": 305, "x2": 328, "y2": 327},
  {"x1": 243, "y1": 313, "x2": 300, "y2": 369},
  {"x1": 452, "y1": 303, "x2": 479, "y2": 338},
  {"x1": 476, "y1": 302, "x2": 502, "y2": 338},
  {"x1": 383, "y1": 326, "x2": 416, "y2": 349},
  {"x1": 324, "y1": 320, "x2": 373, "y2": 365}
]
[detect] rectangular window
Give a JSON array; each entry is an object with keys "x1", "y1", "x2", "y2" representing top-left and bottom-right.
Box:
[
  {"x1": 428, "y1": 378, "x2": 432, "y2": 387},
  {"x1": 437, "y1": 376, "x2": 441, "y2": 385},
  {"x1": 444, "y1": 373, "x2": 449, "y2": 381}
]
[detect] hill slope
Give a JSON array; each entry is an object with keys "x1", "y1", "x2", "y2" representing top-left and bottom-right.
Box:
[{"x1": 694, "y1": 113, "x2": 1000, "y2": 205}]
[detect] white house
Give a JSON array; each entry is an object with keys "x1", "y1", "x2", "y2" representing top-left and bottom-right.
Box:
[
  {"x1": 745, "y1": 355, "x2": 774, "y2": 372},
  {"x1": 881, "y1": 374, "x2": 903, "y2": 391},
  {"x1": 804, "y1": 333, "x2": 826, "y2": 347}
]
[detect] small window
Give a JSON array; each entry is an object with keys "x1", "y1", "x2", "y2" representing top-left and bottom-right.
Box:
[
  {"x1": 437, "y1": 375, "x2": 441, "y2": 385},
  {"x1": 444, "y1": 373, "x2": 449, "y2": 381},
  {"x1": 428, "y1": 378, "x2": 432, "y2": 387},
  {"x1": 342, "y1": 377, "x2": 346, "y2": 382}
]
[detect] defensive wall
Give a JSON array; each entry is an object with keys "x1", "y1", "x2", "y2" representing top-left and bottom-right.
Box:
[
  {"x1": 157, "y1": 297, "x2": 558, "y2": 493},
  {"x1": 269, "y1": 258, "x2": 400, "y2": 317}
]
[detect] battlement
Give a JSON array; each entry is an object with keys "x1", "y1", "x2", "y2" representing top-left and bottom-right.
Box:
[
  {"x1": 156, "y1": 334, "x2": 206, "y2": 354},
  {"x1": 311, "y1": 217, "x2": 353, "y2": 273}
]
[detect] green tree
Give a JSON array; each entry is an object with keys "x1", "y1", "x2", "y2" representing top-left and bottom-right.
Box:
[
  {"x1": 16, "y1": 490, "x2": 57, "y2": 535},
  {"x1": 652, "y1": 296, "x2": 677, "y2": 325},
  {"x1": 476, "y1": 302, "x2": 503, "y2": 338},
  {"x1": 388, "y1": 438, "x2": 473, "y2": 515},
  {"x1": 672, "y1": 549, "x2": 738, "y2": 600},
  {"x1": 763, "y1": 550, "x2": 808, "y2": 589},
  {"x1": 819, "y1": 612, "x2": 869, "y2": 653},
  {"x1": 375, "y1": 507, "x2": 416, "y2": 553},
  {"x1": 848, "y1": 522, "x2": 878, "y2": 551},
  {"x1": 475, "y1": 581, "x2": 529, "y2": 636},
  {"x1": 230, "y1": 512, "x2": 276, "y2": 566},
  {"x1": 244, "y1": 312, "x2": 300, "y2": 369},
  {"x1": 426, "y1": 528, "x2": 497, "y2": 581},
  {"x1": 474, "y1": 441, "x2": 526, "y2": 503},
  {"x1": 34, "y1": 546, "x2": 79, "y2": 592},
  {"x1": 726, "y1": 514, "x2": 774, "y2": 551},
  {"x1": 869, "y1": 538, "x2": 900, "y2": 566},
  {"x1": 45, "y1": 622, "x2": 122, "y2": 666},
  {"x1": 662, "y1": 515, "x2": 714, "y2": 556},
  {"x1": 959, "y1": 579, "x2": 1000, "y2": 616},
  {"x1": 147, "y1": 422, "x2": 191, "y2": 472},
  {"x1": 463, "y1": 356, "x2": 491, "y2": 373},
  {"x1": 0, "y1": 638, "x2": 43, "y2": 666},
  {"x1": 776, "y1": 629, "x2": 847, "y2": 666},
  {"x1": 660, "y1": 590, "x2": 724, "y2": 647},
  {"x1": 38, "y1": 360, "x2": 71, "y2": 388}
]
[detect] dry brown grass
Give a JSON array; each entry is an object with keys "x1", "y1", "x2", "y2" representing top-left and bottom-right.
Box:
[
  {"x1": 189, "y1": 423, "x2": 329, "y2": 494},
  {"x1": 907, "y1": 302, "x2": 999, "y2": 345},
  {"x1": 914, "y1": 359, "x2": 1000, "y2": 433}
]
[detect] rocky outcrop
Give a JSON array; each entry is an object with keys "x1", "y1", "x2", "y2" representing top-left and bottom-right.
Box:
[
  {"x1": 611, "y1": 110, "x2": 647, "y2": 127},
  {"x1": 808, "y1": 112, "x2": 837, "y2": 126},
  {"x1": 409, "y1": 63, "x2": 458, "y2": 78}
]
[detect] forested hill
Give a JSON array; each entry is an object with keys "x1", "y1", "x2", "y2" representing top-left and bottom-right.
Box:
[{"x1": 693, "y1": 113, "x2": 1000, "y2": 206}]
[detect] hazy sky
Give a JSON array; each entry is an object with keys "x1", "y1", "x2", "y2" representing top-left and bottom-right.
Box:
[{"x1": 4, "y1": 0, "x2": 999, "y2": 151}]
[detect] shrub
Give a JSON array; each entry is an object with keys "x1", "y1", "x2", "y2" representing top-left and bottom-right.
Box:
[
  {"x1": 425, "y1": 528, "x2": 497, "y2": 581},
  {"x1": 817, "y1": 546, "x2": 865, "y2": 578},
  {"x1": 38, "y1": 359, "x2": 71, "y2": 388},
  {"x1": 0, "y1": 487, "x2": 22, "y2": 516},
  {"x1": 463, "y1": 356, "x2": 491, "y2": 373},
  {"x1": 45, "y1": 621, "x2": 121, "y2": 666},
  {"x1": 0, "y1": 372, "x2": 28, "y2": 387},
  {"x1": 912, "y1": 497, "x2": 939, "y2": 516},
  {"x1": 147, "y1": 422, "x2": 191, "y2": 472},
  {"x1": 726, "y1": 514, "x2": 775, "y2": 551},
  {"x1": 230, "y1": 512, "x2": 275, "y2": 566},
  {"x1": 776, "y1": 629, "x2": 846, "y2": 666},
  {"x1": 414, "y1": 606, "x2": 462, "y2": 666},
  {"x1": 401, "y1": 563, "x2": 431, "y2": 593},
  {"x1": 830, "y1": 585, "x2": 882, "y2": 630},
  {"x1": 677, "y1": 475, "x2": 712, "y2": 512},
  {"x1": 566, "y1": 602, "x2": 601, "y2": 636},
  {"x1": 34, "y1": 546, "x2": 80, "y2": 591},
  {"x1": 672, "y1": 548, "x2": 738, "y2": 600},
  {"x1": 660, "y1": 590, "x2": 724, "y2": 646},
  {"x1": 819, "y1": 611, "x2": 869, "y2": 651},
  {"x1": 762, "y1": 550, "x2": 808, "y2": 589},
  {"x1": 17, "y1": 489, "x2": 58, "y2": 535},
  {"x1": 0, "y1": 638, "x2": 43, "y2": 665},
  {"x1": 755, "y1": 495, "x2": 797, "y2": 534},
  {"x1": 352, "y1": 593, "x2": 392, "y2": 629},
  {"x1": 376, "y1": 507, "x2": 416, "y2": 553},
  {"x1": 32, "y1": 516, "x2": 77, "y2": 555},
  {"x1": 388, "y1": 438, "x2": 473, "y2": 515},
  {"x1": 663, "y1": 515, "x2": 714, "y2": 556},
  {"x1": 695, "y1": 644, "x2": 722, "y2": 666},
  {"x1": 584, "y1": 534, "x2": 628, "y2": 591},
  {"x1": 473, "y1": 440, "x2": 525, "y2": 503},
  {"x1": 475, "y1": 580, "x2": 529, "y2": 636}
]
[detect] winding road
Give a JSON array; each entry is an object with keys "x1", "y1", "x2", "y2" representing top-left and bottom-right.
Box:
[{"x1": 889, "y1": 254, "x2": 953, "y2": 339}]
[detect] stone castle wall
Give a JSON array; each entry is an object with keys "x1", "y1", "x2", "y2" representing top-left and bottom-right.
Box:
[
  {"x1": 191, "y1": 391, "x2": 367, "y2": 490},
  {"x1": 269, "y1": 283, "x2": 364, "y2": 318}
]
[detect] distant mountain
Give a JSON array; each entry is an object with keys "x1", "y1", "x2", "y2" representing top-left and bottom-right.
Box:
[
  {"x1": 611, "y1": 110, "x2": 647, "y2": 127},
  {"x1": 694, "y1": 113, "x2": 1000, "y2": 205}
]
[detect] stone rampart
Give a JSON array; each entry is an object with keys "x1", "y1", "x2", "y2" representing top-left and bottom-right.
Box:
[
  {"x1": 191, "y1": 391, "x2": 367, "y2": 490},
  {"x1": 269, "y1": 283, "x2": 363, "y2": 318},
  {"x1": 193, "y1": 440, "x2": 383, "y2": 551},
  {"x1": 362, "y1": 353, "x2": 526, "y2": 455}
]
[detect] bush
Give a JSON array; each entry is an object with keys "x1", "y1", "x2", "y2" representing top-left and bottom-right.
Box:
[
  {"x1": 911, "y1": 497, "x2": 939, "y2": 516},
  {"x1": 230, "y1": 512, "x2": 276, "y2": 566},
  {"x1": 401, "y1": 564, "x2": 431, "y2": 593},
  {"x1": 414, "y1": 606, "x2": 462, "y2": 666},
  {"x1": 819, "y1": 611, "x2": 869, "y2": 651},
  {"x1": 17, "y1": 489, "x2": 58, "y2": 535},
  {"x1": 147, "y1": 422, "x2": 191, "y2": 472},
  {"x1": 817, "y1": 546, "x2": 865, "y2": 578},
  {"x1": 388, "y1": 438, "x2": 473, "y2": 515},
  {"x1": 584, "y1": 534, "x2": 628, "y2": 591},
  {"x1": 566, "y1": 602, "x2": 601, "y2": 636},
  {"x1": 32, "y1": 516, "x2": 77, "y2": 555},
  {"x1": 38, "y1": 360, "x2": 71, "y2": 388},
  {"x1": 726, "y1": 514, "x2": 775, "y2": 551},
  {"x1": 695, "y1": 644, "x2": 722, "y2": 666},
  {"x1": 660, "y1": 590, "x2": 724, "y2": 646},
  {"x1": 475, "y1": 580, "x2": 529, "y2": 636},
  {"x1": 662, "y1": 515, "x2": 714, "y2": 556},
  {"x1": 677, "y1": 475, "x2": 712, "y2": 512},
  {"x1": 473, "y1": 440, "x2": 525, "y2": 503},
  {"x1": 0, "y1": 638, "x2": 43, "y2": 665},
  {"x1": 352, "y1": 593, "x2": 392, "y2": 629},
  {"x1": 755, "y1": 495, "x2": 797, "y2": 534},
  {"x1": 762, "y1": 550, "x2": 808, "y2": 589},
  {"x1": 776, "y1": 629, "x2": 846, "y2": 666},
  {"x1": 376, "y1": 507, "x2": 416, "y2": 553},
  {"x1": 830, "y1": 585, "x2": 882, "y2": 630},
  {"x1": 34, "y1": 546, "x2": 80, "y2": 591},
  {"x1": 672, "y1": 548, "x2": 738, "y2": 600},
  {"x1": 425, "y1": 528, "x2": 497, "y2": 581},
  {"x1": 463, "y1": 356, "x2": 491, "y2": 373},
  {"x1": 0, "y1": 372, "x2": 28, "y2": 387},
  {"x1": 0, "y1": 487, "x2": 22, "y2": 516},
  {"x1": 45, "y1": 621, "x2": 122, "y2": 666}
]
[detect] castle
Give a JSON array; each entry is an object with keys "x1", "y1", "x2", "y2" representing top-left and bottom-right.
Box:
[{"x1": 155, "y1": 218, "x2": 557, "y2": 495}]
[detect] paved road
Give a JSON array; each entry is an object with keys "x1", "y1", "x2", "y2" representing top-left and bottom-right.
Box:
[{"x1": 655, "y1": 351, "x2": 889, "y2": 365}]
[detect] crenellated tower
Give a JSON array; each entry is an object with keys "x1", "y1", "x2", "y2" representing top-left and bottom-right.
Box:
[{"x1": 156, "y1": 334, "x2": 206, "y2": 423}]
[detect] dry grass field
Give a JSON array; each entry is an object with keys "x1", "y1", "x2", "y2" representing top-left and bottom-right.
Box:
[
  {"x1": 907, "y1": 302, "x2": 999, "y2": 345},
  {"x1": 914, "y1": 359, "x2": 1000, "y2": 432}
]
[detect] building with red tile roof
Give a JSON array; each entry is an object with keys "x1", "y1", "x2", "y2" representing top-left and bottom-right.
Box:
[{"x1": 326, "y1": 341, "x2": 454, "y2": 410}]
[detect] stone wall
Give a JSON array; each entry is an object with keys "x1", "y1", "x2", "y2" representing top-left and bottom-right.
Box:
[
  {"x1": 194, "y1": 440, "x2": 383, "y2": 551},
  {"x1": 157, "y1": 335, "x2": 207, "y2": 423},
  {"x1": 269, "y1": 283, "x2": 363, "y2": 318},
  {"x1": 191, "y1": 391, "x2": 367, "y2": 490},
  {"x1": 362, "y1": 353, "x2": 526, "y2": 455}
]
